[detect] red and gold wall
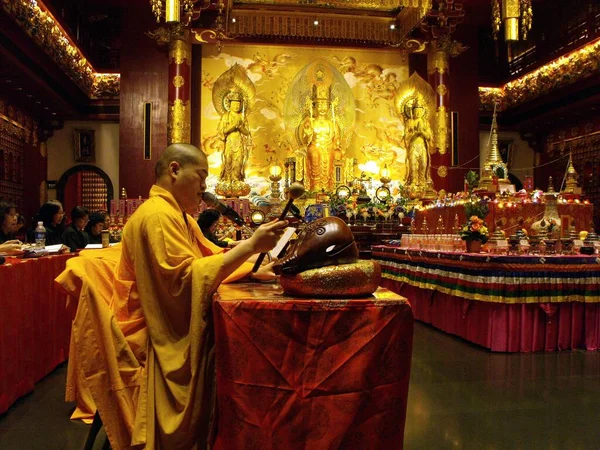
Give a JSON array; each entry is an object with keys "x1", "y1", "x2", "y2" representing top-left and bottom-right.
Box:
[{"x1": 0, "y1": 96, "x2": 47, "y2": 223}]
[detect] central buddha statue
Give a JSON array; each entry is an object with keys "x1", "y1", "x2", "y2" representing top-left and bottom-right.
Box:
[
  {"x1": 298, "y1": 82, "x2": 342, "y2": 192},
  {"x1": 284, "y1": 59, "x2": 355, "y2": 194}
]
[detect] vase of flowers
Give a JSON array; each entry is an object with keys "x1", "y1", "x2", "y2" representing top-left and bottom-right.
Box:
[{"x1": 460, "y1": 215, "x2": 489, "y2": 253}]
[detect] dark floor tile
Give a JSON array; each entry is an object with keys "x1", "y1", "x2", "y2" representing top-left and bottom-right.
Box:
[
  {"x1": 1, "y1": 324, "x2": 599, "y2": 449},
  {"x1": 0, "y1": 364, "x2": 89, "y2": 450}
]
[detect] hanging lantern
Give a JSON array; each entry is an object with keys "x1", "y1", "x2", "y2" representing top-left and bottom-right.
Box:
[
  {"x1": 491, "y1": 0, "x2": 532, "y2": 42},
  {"x1": 501, "y1": 0, "x2": 520, "y2": 42},
  {"x1": 165, "y1": 0, "x2": 180, "y2": 23}
]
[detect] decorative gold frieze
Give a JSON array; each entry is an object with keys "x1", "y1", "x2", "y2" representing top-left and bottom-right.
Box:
[
  {"x1": 233, "y1": 0, "x2": 431, "y2": 12},
  {"x1": 479, "y1": 87, "x2": 504, "y2": 111},
  {"x1": 1, "y1": 0, "x2": 94, "y2": 94},
  {"x1": 91, "y1": 73, "x2": 121, "y2": 99},
  {"x1": 480, "y1": 38, "x2": 600, "y2": 111}
]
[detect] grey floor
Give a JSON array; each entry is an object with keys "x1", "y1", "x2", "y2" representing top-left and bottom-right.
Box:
[{"x1": 1, "y1": 322, "x2": 600, "y2": 449}]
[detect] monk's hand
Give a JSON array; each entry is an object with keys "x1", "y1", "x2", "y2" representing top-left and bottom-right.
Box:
[
  {"x1": 251, "y1": 261, "x2": 277, "y2": 282},
  {"x1": 249, "y1": 219, "x2": 288, "y2": 254}
]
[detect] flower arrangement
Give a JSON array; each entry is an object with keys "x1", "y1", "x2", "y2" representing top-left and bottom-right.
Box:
[{"x1": 460, "y1": 215, "x2": 489, "y2": 243}]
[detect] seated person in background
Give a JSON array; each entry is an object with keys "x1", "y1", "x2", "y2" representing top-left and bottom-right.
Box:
[
  {"x1": 15, "y1": 214, "x2": 27, "y2": 242},
  {"x1": 197, "y1": 208, "x2": 239, "y2": 248},
  {"x1": 30, "y1": 200, "x2": 66, "y2": 246},
  {"x1": 0, "y1": 200, "x2": 18, "y2": 244},
  {"x1": 63, "y1": 206, "x2": 90, "y2": 252},
  {"x1": 85, "y1": 211, "x2": 108, "y2": 245},
  {"x1": 101, "y1": 210, "x2": 111, "y2": 230},
  {"x1": 0, "y1": 200, "x2": 20, "y2": 255}
]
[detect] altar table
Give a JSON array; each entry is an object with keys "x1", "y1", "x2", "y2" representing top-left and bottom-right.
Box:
[
  {"x1": 414, "y1": 202, "x2": 593, "y2": 235},
  {"x1": 212, "y1": 283, "x2": 414, "y2": 449},
  {"x1": 0, "y1": 254, "x2": 74, "y2": 414},
  {"x1": 373, "y1": 245, "x2": 600, "y2": 352}
]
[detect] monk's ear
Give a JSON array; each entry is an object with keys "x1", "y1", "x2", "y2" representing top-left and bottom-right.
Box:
[{"x1": 168, "y1": 161, "x2": 181, "y2": 179}]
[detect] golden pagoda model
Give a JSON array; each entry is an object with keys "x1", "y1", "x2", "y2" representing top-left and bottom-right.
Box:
[
  {"x1": 531, "y1": 177, "x2": 562, "y2": 239},
  {"x1": 560, "y1": 153, "x2": 582, "y2": 200},
  {"x1": 478, "y1": 104, "x2": 512, "y2": 194}
]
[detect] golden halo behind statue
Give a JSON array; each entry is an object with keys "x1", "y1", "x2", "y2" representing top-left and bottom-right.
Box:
[
  {"x1": 212, "y1": 64, "x2": 256, "y2": 116},
  {"x1": 284, "y1": 58, "x2": 355, "y2": 151},
  {"x1": 393, "y1": 73, "x2": 436, "y2": 131}
]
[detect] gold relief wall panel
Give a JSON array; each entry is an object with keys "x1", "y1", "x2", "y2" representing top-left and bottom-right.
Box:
[{"x1": 200, "y1": 44, "x2": 409, "y2": 196}]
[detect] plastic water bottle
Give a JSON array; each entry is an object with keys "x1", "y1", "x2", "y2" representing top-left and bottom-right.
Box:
[{"x1": 35, "y1": 221, "x2": 46, "y2": 248}]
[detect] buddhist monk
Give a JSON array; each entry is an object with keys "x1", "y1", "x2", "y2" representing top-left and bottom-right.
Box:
[{"x1": 63, "y1": 143, "x2": 287, "y2": 449}]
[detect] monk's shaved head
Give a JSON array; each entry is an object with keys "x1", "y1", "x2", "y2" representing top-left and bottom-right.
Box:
[{"x1": 155, "y1": 144, "x2": 207, "y2": 180}]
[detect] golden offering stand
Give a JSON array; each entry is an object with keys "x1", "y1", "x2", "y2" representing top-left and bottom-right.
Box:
[
  {"x1": 478, "y1": 104, "x2": 513, "y2": 195},
  {"x1": 560, "y1": 153, "x2": 582, "y2": 200}
]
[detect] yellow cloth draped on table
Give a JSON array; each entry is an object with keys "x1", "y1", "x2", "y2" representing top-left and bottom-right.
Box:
[{"x1": 57, "y1": 185, "x2": 253, "y2": 450}]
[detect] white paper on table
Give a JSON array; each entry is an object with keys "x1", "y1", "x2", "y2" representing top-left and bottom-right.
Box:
[
  {"x1": 85, "y1": 243, "x2": 119, "y2": 249},
  {"x1": 269, "y1": 227, "x2": 296, "y2": 259},
  {"x1": 43, "y1": 244, "x2": 65, "y2": 253}
]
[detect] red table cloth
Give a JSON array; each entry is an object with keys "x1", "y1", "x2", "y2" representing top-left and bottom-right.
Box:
[
  {"x1": 0, "y1": 254, "x2": 74, "y2": 414},
  {"x1": 212, "y1": 283, "x2": 414, "y2": 450},
  {"x1": 373, "y1": 245, "x2": 600, "y2": 352}
]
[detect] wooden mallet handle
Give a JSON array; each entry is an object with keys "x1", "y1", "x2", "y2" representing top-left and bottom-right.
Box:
[{"x1": 252, "y1": 183, "x2": 305, "y2": 273}]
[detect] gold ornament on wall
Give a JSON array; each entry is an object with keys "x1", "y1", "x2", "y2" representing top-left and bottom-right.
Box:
[
  {"x1": 167, "y1": 99, "x2": 191, "y2": 145},
  {"x1": 172, "y1": 75, "x2": 185, "y2": 88}
]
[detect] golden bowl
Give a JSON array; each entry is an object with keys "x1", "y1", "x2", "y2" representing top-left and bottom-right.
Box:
[{"x1": 279, "y1": 260, "x2": 381, "y2": 298}]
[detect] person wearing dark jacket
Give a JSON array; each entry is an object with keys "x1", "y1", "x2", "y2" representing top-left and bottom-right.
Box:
[
  {"x1": 197, "y1": 209, "x2": 238, "y2": 248},
  {"x1": 85, "y1": 211, "x2": 108, "y2": 245},
  {"x1": 29, "y1": 201, "x2": 66, "y2": 246},
  {"x1": 63, "y1": 206, "x2": 90, "y2": 252},
  {"x1": 0, "y1": 200, "x2": 17, "y2": 244}
]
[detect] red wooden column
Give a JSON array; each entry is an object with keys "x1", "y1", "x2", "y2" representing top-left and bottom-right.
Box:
[
  {"x1": 427, "y1": 40, "x2": 451, "y2": 192},
  {"x1": 167, "y1": 24, "x2": 192, "y2": 145}
]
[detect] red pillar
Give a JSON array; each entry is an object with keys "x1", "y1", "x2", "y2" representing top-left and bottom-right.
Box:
[
  {"x1": 428, "y1": 41, "x2": 452, "y2": 192},
  {"x1": 167, "y1": 24, "x2": 191, "y2": 144}
]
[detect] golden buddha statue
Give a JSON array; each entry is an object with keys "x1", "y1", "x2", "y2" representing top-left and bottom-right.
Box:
[
  {"x1": 284, "y1": 59, "x2": 355, "y2": 195},
  {"x1": 403, "y1": 96, "x2": 433, "y2": 191},
  {"x1": 394, "y1": 74, "x2": 437, "y2": 199},
  {"x1": 298, "y1": 83, "x2": 342, "y2": 192},
  {"x1": 212, "y1": 64, "x2": 255, "y2": 197},
  {"x1": 218, "y1": 89, "x2": 251, "y2": 183}
]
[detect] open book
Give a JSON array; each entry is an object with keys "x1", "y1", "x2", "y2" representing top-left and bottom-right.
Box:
[{"x1": 269, "y1": 227, "x2": 296, "y2": 260}]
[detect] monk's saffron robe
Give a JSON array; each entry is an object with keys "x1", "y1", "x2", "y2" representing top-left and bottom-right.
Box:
[{"x1": 58, "y1": 185, "x2": 252, "y2": 449}]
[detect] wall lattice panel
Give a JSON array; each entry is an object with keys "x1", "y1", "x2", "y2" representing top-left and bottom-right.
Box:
[
  {"x1": 80, "y1": 171, "x2": 108, "y2": 212},
  {"x1": 0, "y1": 120, "x2": 25, "y2": 212}
]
